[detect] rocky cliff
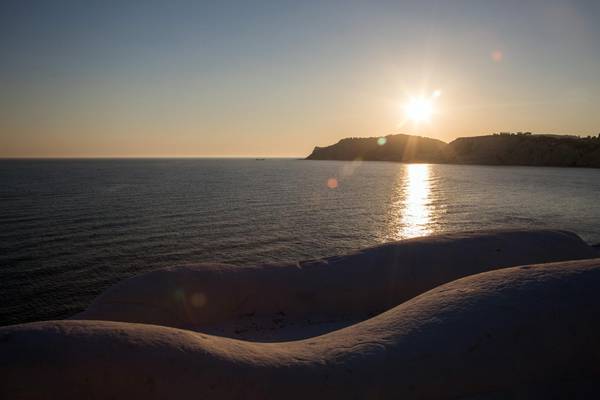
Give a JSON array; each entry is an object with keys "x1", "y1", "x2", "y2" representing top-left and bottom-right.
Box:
[
  {"x1": 307, "y1": 133, "x2": 600, "y2": 167},
  {"x1": 306, "y1": 134, "x2": 447, "y2": 162}
]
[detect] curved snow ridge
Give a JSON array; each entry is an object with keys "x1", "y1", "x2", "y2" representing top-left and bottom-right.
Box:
[
  {"x1": 2, "y1": 258, "x2": 600, "y2": 399},
  {"x1": 74, "y1": 229, "x2": 597, "y2": 337}
]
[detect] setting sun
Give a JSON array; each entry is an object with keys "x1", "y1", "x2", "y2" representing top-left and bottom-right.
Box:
[{"x1": 403, "y1": 91, "x2": 440, "y2": 124}]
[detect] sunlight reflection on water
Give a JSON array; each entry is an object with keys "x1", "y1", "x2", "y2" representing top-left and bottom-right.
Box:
[{"x1": 391, "y1": 164, "x2": 434, "y2": 239}]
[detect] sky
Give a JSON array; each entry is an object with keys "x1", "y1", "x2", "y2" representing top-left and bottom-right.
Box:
[{"x1": 1, "y1": 0, "x2": 599, "y2": 157}]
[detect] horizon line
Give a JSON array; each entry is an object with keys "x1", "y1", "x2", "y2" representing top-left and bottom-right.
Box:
[{"x1": 0, "y1": 155, "x2": 306, "y2": 160}]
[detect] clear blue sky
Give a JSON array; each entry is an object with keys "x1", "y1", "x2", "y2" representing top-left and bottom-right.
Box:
[{"x1": 1, "y1": 0, "x2": 599, "y2": 156}]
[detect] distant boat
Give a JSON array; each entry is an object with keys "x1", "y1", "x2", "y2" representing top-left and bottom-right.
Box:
[{"x1": 255, "y1": 158, "x2": 266, "y2": 161}]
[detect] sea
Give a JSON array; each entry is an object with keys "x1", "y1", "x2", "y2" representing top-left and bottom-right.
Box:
[{"x1": 2, "y1": 158, "x2": 600, "y2": 326}]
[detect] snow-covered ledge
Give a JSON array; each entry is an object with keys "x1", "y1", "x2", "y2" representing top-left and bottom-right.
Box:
[
  {"x1": 75, "y1": 229, "x2": 596, "y2": 340},
  {"x1": 1, "y1": 230, "x2": 600, "y2": 399}
]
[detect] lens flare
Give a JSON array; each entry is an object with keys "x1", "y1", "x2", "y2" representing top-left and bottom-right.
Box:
[
  {"x1": 190, "y1": 292, "x2": 207, "y2": 308},
  {"x1": 491, "y1": 50, "x2": 503, "y2": 62}
]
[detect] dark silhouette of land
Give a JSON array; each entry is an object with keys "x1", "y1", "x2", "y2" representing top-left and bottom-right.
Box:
[
  {"x1": 306, "y1": 134, "x2": 446, "y2": 163},
  {"x1": 306, "y1": 132, "x2": 600, "y2": 168}
]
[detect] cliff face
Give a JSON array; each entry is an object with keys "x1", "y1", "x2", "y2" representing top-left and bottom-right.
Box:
[
  {"x1": 306, "y1": 133, "x2": 600, "y2": 167},
  {"x1": 445, "y1": 134, "x2": 600, "y2": 168},
  {"x1": 306, "y1": 134, "x2": 447, "y2": 162}
]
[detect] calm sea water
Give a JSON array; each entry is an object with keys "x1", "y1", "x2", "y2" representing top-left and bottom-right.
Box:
[{"x1": 2, "y1": 159, "x2": 600, "y2": 326}]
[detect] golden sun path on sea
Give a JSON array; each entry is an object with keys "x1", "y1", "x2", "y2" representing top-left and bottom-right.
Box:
[{"x1": 390, "y1": 163, "x2": 433, "y2": 240}]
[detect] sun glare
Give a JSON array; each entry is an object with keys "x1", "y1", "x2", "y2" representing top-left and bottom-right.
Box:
[{"x1": 402, "y1": 90, "x2": 441, "y2": 124}]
